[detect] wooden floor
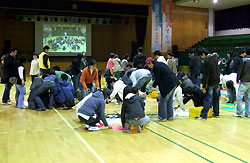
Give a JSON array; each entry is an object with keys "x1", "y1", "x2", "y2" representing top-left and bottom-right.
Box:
[{"x1": 0, "y1": 79, "x2": 250, "y2": 163}]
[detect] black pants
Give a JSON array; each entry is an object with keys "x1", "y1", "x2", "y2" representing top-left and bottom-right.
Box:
[{"x1": 78, "y1": 113, "x2": 100, "y2": 126}]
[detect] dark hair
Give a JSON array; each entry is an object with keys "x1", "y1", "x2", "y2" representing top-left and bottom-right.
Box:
[
  {"x1": 199, "y1": 47, "x2": 209, "y2": 56},
  {"x1": 53, "y1": 65, "x2": 61, "y2": 71},
  {"x1": 138, "y1": 47, "x2": 143, "y2": 53},
  {"x1": 114, "y1": 54, "x2": 119, "y2": 58},
  {"x1": 123, "y1": 86, "x2": 137, "y2": 100},
  {"x1": 88, "y1": 59, "x2": 97, "y2": 66},
  {"x1": 18, "y1": 55, "x2": 27, "y2": 63},
  {"x1": 77, "y1": 53, "x2": 83, "y2": 60},
  {"x1": 177, "y1": 72, "x2": 185, "y2": 81},
  {"x1": 168, "y1": 53, "x2": 174, "y2": 57},
  {"x1": 61, "y1": 74, "x2": 68, "y2": 81},
  {"x1": 126, "y1": 64, "x2": 132, "y2": 68},
  {"x1": 154, "y1": 50, "x2": 162, "y2": 56},
  {"x1": 239, "y1": 48, "x2": 247, "y2": 55},
  {"x1": 123, "y1": 54, "x2": 129, "y2": 60},
  {"x1": 43, "y1": 46, "x2": 50, "y2": 51},
  {"x1": 127, "y1": 71, "x2": 132, "y2": 77},
  {"x1": 10, "y1": 48, "x2": 17, "y2": 53},
  {"x1": 33, "y1": 52, "x2": 39, "y2": 57},
  {"x1": 109, "y1": 53, "x2": 115, "y2": 58},
  {"x1": 49, "y1": 69, "x2": 55, "y2": 75}
]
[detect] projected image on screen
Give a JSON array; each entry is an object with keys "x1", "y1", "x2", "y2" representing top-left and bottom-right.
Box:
[{"x1": 43, "y1": 24, "x2": 86, "y2": 53}]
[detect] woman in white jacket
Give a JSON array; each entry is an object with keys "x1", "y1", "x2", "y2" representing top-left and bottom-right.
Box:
[{"x1": 29, "y1": 53, "x2": 40, "y2": 82}]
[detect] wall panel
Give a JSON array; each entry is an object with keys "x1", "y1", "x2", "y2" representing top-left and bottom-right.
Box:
[{"x1": 172, "y1": 4, "x2": 208, "y2": 51}]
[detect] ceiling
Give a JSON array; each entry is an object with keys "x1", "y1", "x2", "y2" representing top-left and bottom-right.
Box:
[{"x1": 176, "y1": 0, "x2": 250, "y2": 10}]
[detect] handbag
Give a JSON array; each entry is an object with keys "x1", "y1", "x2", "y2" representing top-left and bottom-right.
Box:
[{"x1": 59, "y1": 84, "x2": 75, "y2": 107}]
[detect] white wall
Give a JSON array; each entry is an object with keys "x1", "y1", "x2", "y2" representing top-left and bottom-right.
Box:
[
  {"x1": 215, "y1": 28, "x2": 250, "y2": 36},
  {"x1": 208, "y1": 8, "x2": 214, "y2": 37}
]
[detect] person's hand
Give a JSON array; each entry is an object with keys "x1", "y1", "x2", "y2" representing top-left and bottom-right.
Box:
[{"x1": 202, "y1": 88, "x2": 206, "y2": 94}]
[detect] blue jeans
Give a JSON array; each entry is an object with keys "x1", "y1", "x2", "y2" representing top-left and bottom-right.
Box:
[
  {"x1": 72, "y1": 73, "x2": 81, "y2": 98},
  {"x1": 124, "y1": 116, "x2": 151, "y2": 130},
  {"x1": 2, "y1": 83, "x2": 12, "y2": 103},
  {"x1": 236, "y1": 82, "x2": 250, "y2": 116},
  {"x1": 200, "y1": 84, "x2": 220, "y2": 118},
  {"x1": 34, "y1": 81, "x2": 56, "y2": 109},
  {"x1": 15, "y1": 84, "x2": 26, "y2": 108},
  {"x1": 135, "y1": 74, "x2": 152, "y2": 92},
  {"x1": 158, "y1": 87, "x2": 176, "y2": 119},
  {"x1": 227, "y1": 87, "x2": 236, "y2": 102},
  {"x1": 191, "y1": 75, "x2": 200, "y2": 88},
  {"x1": 40, "y1": 68, "x2": 47, "y2": 76}
]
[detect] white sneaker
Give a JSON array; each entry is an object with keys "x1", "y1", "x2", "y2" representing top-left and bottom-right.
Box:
[
  {"x1": 233, "y1": 114, "x2": 243, "y2": 118},
  {"x1": 84, "y1": 124, "x2": 89, "y2": 129},
  {"x1": 114, "y1": 101, "x2": 120, "y2": 105},
  {"x1": 2, "y1": 102, "x2": 11, "y2": 105},
  {"x1": 88, "y1": 126, "x2": 100, "y2": 131}
]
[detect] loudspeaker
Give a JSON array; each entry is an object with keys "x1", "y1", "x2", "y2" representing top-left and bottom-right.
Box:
[
  {"x1": 131, "y1": 41, "x2": 137, "y2": 62},
  {"x1": 172, "y1": 45, "x2": 178, "y2": 58}
]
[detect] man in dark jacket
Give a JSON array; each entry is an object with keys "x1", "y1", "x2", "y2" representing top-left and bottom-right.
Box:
[
  {"x1": 121, "y1": 86, "x2": 150, "y2": 133},
  {"x1": 234, "y1": 57, "x2": 250, "y2": 118},
  {"x1": 76, "y1": 89, "x2": 112, "y2": 131},
  {"x1": 146, "y1": 57, "x2": 179, "y2": 121},
  {"x1": 1, "y1": 48, "x2": 17, "y2": 105},
  {"x1": 54, "y1": 74, "x2": 74, "y2": 109},
  {"x1": 71, "y1": 53, "x2": 84, "y2": 98},
  {"x1": 196, "y1": 52, "x2": 220, "y2": 120},
  {"x1": 232, "y1": 49, "x2": 247, "y2": 73},
  {"x1": 133, "y1": 47, "x2": 147, "y2": 69},
  {"x1": 189, "y1": 51, "x2": 202, "y2": 87}
]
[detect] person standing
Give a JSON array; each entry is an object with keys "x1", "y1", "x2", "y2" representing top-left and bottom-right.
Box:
[
  {"x1": 195, "y1": 51, "x2": 220, "y2": 120},
  {"x1": 153, "y1": 50, "x2": 168, "y2": 65},
  {"x1": 13, "y1": 56, "x2": 27, "y2": 109},
  {"x1": 189, "y1": 51, "x2": 202, "y2": 87},
  {"x1": 1, "y1": 48, "x2": 17, "y2": 105},
  {"x1": 167, "y1": 53, "x2": 178, "y2": 74},
  {"x1": 80, "y1": 59, "x2": 99, "y2": 99},
  {"x1": 145, "y1": 57, "x2": 179, "y2": 121},
  {"x1": 232, "y1": 49, "x2": 247, "y2": 73},
  {"x1": 39, "y1": 46, "x2": 50, "y2": 75},
  {"x1": 105, "y1": 53, "x2": 115, "y2": 77},
  {"x1": 234, "y1": 57, "x2": 250, "y2": 118},
  {"x1": 133, "y1": 47, "x2": 147, "y2": 69},
  {"x1": 113, "y1": 54, "x2": 123, "y2": 79},
  {"x1": 29, "y1": 53, "x2": 40, "y2": 82},
  {"x1": 121, "y1": 54, "x2": 129, "y2": 74}
]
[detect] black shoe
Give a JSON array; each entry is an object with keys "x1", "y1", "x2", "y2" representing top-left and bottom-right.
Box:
[{"x1": 36, "y1": 108, "x2": 46, "y2": 111}]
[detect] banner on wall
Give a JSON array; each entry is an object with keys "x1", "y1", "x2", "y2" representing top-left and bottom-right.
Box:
[
  {"x1": 162, "y1": 1, "x2": 172, "y2": 53},
  {"x1": 152, "y1": 0, "x2": 162, "y2": 52}
]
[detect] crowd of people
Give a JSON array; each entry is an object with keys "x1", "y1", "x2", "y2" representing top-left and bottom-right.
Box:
[{"x1": 1, "y1": 45, "x2": 250, "y2": 132}]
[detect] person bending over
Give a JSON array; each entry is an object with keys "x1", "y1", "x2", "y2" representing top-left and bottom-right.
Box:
[
  {"x1": 54, "y1": 74, "x2": 75, "y2": 109},
  {"x1": 76, "y1": 89, "x2": 112, "y2": 131}
]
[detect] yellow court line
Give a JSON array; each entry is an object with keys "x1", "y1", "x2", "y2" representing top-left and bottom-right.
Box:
[{"x1": 54, "y1": 109, "x2": 106, "y2": 163}]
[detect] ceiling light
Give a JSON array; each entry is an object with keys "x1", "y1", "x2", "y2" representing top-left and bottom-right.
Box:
[
  {"x1": 193, "y1": 0, "x2": 200, "y2": 2},
  {"x1": 213, "y1": 0, "x2": 218, "y2": 4}
]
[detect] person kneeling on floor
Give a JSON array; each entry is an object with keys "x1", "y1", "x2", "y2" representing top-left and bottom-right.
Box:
[
  {"x1": 54, "y1": 74, "x2": 75, "y2": 109},
  {"x1": 121, "y1": 86, "x2": 150, "y2": 133},
  {"x1": 76, "y1": 88, "x2": 112, "y2": 131}
]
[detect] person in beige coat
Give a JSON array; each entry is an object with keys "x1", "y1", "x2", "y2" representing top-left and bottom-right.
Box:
[{"x1": 167, "y1": 53, "x2": 177, "y2": 74}]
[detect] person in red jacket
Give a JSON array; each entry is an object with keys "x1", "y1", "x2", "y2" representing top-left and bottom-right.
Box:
[{"x1": 80, "y1": 59, "x2": 99, "y2": 98}]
